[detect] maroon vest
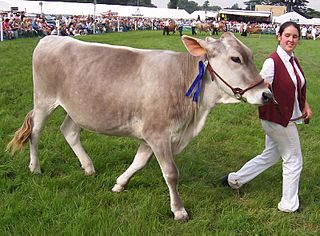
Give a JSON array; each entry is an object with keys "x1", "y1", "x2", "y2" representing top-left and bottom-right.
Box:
[{"x1": 259, "y1": 52, "x2": 306, "y2": 127}]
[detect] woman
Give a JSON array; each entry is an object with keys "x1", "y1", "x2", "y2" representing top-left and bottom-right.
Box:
[{"x1": 221, "y1": 21, "x2": 313, "y2": 213}]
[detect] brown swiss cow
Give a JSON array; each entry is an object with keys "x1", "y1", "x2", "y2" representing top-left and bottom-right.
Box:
[
  {"x1": 7, "y1": 33, "x2": 272, "y2": 222},
  {"x1": 247, "y1": 26, "x2": 262, "y2": 36}
]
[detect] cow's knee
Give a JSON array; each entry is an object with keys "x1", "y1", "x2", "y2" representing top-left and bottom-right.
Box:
[{"x1": 163, "y1": 166, "x2": 179, "y2": 185}]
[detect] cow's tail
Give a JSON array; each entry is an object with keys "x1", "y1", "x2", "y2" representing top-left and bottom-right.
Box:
[{"x1": 6, "y1": 111, "x2": 33, "y2": 155}]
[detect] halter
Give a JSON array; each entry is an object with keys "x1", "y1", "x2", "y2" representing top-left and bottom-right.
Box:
[{"x1": 206, "y1": 63, "x2": 264, "y2": 100}]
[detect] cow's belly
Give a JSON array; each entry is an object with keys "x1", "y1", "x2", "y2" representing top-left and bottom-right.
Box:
[
  {"x1": 59, "y1": 97, "x2": 144, "y2": 138},
  {"x1": 75, "y1": 112, "x2": 144, "y2": 138}
]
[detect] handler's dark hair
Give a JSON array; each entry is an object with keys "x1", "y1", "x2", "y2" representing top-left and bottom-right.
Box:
[{"x1": 278, "y1": 21, "x2": 301, "y2": 38}]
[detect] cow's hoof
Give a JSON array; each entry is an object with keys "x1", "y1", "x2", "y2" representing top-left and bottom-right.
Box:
[
  {"x1": 112, "y1": 184, "x2": 124, "y2": 192},
  {"x1": 174, "y1": 209, "x2": 189, "y2": 222},
  {"x1": 29, "y1": 164, "x2": 41, "y2": 174},
  {"x1": 84, "y1": 166, "x2": 95, "y2": 176},
  {"x1": 81, "y1": 165, "x2": 96, "y2": 175}
]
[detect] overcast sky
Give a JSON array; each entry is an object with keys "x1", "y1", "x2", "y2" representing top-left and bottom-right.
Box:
[{"x1": 152, "y1": 0, "x2": 320, "y2": 11}]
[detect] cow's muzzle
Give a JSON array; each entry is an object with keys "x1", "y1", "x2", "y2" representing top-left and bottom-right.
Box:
[{"x1": 262, "y1": 90, "x2": 274, "y2": 104}]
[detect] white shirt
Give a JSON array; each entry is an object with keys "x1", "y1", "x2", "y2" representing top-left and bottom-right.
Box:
[
  {"x1": 260, "y1": 46, "x2": 305, "y2": 123},
  {"x1": 311, "y1": 27, "x2": 317, "y2": 36},
  {"x1": 301, "y1": 27, "x2": 307, "y2": 36}
]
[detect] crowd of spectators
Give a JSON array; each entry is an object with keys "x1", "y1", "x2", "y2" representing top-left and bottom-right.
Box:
[
  {"x1": 0, "y1": 11, "x2": 170, "y2": 39},
  {"x1": 1, "y1": 11, "x2": 319, "y2": 40}
]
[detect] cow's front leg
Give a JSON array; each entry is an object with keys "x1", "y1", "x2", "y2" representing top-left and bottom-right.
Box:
[
  {"x1": 150, "y1": 140, "x2": 189, "y2": 222},
  {"x1": 112, "y1": 142, "x2": 153, "y2": 192}
]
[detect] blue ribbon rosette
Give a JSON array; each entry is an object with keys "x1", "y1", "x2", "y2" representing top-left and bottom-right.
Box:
[{"x1": 185, "y1": 61, "x2": 206, "y2": 102}]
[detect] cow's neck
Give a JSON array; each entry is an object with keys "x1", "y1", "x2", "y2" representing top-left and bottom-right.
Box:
[
  {"x1": 191, "y1": 71, "x2": 221, "y2": 134},
  {"x1": 172, "y1": 72, "x2": 220, "y2": 155}
]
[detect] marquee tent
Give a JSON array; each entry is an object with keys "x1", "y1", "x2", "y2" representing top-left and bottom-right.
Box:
[
  {"x1": 273, "y1": 11, "x2": 309, "y2": 24},
  {"x1": 0, "y1": 0, "x2": 96, "y2": 15},
  {"x1": 309, "y1": 18, "x2": 320, "y2": 25},
  {"x1": 0, "y1": 0, "x2": 191, "y2": 19},
  {"x1": 275, "y1": 12, "x2": 320, "y2": 25},
  {"x1": 190, "y1": 10, "x2": 218, "y2": 21},
  {"x1": 0, "y1": 1, "x2": 11, "y2": 11},
  {"x1": 219, "y1": 9, "x2": 271, "y2": 18}
]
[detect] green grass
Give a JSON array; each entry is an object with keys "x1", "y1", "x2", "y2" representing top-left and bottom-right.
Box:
[{"x1": 1, "y1": 30, "x2": 320, "y2": 235}]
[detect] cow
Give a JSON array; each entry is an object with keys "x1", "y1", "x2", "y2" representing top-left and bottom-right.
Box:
[
  {"x1": 217, "y1": 21, "x2": 226, "y2": 32},
  {"x1": 7, "y1": 33, "x2": 272, "y2": 222},
  {"x1": 196, "y1": 22, "x2": 212, "y2": 35},
  {"x1": 168, "y1": 22, "x2": 176, "y2": 34},
  {"x1": 247, "y1": 26, "x2": 262, "y2": 36}
]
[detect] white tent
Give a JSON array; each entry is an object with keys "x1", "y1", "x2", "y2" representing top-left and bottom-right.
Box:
[
  {"x1": 0, "y1": 0, "x2": 96, "y2": 15},
  {"x1": 0, "y1": 0, "x2": 191, "y2": 19},
  {"x1": 219, "y1": 9, "x2": 271, "y2": 18},
  {"x1": 273, "y1": 11, "x2": 309, "y2": 24},
  {"x1": 190, "y1": 10, "x2": 218, "y2": 20},
  {"x1": 0, "y1": 1, "x2": 11, "y2": 11},
  {"x1": 109, "y1": 6, "x2": 191, "y2": 19},
  {"x1": 307, "y1": 18, "x2": 320, "y2": 25}
]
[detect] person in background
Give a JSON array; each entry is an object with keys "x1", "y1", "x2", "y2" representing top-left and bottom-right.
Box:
[
  {"x1": 301, "y1": 25, "x2": 307, "y2": 39},
  {"x1": 31, "y1": 18, "x2": 44, "y2": 37},
  {"x1": 221, "y1": 21, "x2": 312, "y2": 213},
  {"x1": 212, "y1": 20, "x2": 219, "y2": 35},
  {"x1": 241, "y1": 22, "x2": 247, "y2": 36},
  {"x1": 60, "y1": 24, "x2": 69, "y2": 36},
  {"x1": 50, "y1": 27, "x2": 58, "y2": 35},
  {"x1": 2, "y1": 18, "x2": 14, "y2": 39},
  {"x1": 311, "y1": 26, "x2": 317, "y2": 40},
  {"x1": 177, "y1": 19, "x2": 183, "y2": 37},
  {"x1": 163, "y1": 18, "x2": 169, "y2": 35},
  {"x1": 191, "y1": 19, "x2": 197, "y2": 35}
]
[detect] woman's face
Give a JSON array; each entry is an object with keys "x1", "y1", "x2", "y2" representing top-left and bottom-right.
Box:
[{"x1": 277, "y1": 25, "x2": 300, "y2": 55}]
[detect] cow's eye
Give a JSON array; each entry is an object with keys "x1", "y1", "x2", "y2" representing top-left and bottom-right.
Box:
[{"x1": 231, "y1": 56, "x2": 241, "y2": 64}]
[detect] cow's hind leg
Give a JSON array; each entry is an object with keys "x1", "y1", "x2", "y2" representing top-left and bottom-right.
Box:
[
  {"x1": 60, "y1": 115, "x2": 95, "y2": 175},
  {"x1": 29, "y1": 107, "x2": 54, "y2": 174},
  {"x1": 112, "y1": 142, "x2": 153, "y2": 192},
  {"x1": 149, "y1": 139, "x2": 189, "y2": 222}
]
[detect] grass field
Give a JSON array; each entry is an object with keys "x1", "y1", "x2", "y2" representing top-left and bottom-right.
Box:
[{"x1": 1, "y1": 30, "x2": 320, "y2": 235}]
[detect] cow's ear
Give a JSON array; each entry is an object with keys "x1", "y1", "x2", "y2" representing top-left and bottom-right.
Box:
[{"x1": 181, "y1": 35, "x2": 207, "y2": 57}]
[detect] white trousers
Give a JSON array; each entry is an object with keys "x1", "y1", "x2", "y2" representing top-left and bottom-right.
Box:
[{"x1": 228, "y1": 120, "x2": 303, "y2": 212}]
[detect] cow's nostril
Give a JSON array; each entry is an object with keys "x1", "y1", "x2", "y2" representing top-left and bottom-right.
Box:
[{"x1": 262, "y1": 91, "x2": 273, "y2": 103}]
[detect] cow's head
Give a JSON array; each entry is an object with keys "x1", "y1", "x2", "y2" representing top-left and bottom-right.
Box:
[{"x1": 182, "y1": 33, "x2": 272, "y2": 105}]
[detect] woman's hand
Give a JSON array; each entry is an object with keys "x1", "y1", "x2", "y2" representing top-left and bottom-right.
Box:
[{"x1": 304, "y1": 102, "x2": 312, "y2": 124}]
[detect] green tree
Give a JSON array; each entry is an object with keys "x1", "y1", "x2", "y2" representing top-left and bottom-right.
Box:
[
  {"x1": 244, "y1": 0, "x2": 310, "y2": 11},
  {"x1": 230, "y1": 3, "x2": 241, "y2": 9},
  {"x1": 168, "y1": 0, "x2": 178, "y2": 9},
  {"x1": 244, "y1": 0, "x2": 272, "y2": 10},
  {"x1": 305, "y1": 8, "x2": 320, "y2": 17},
  {"x1": 203, "y1": 0, "x2": 210, "y2": 10},
  {"x1": 176, "y1": 0, "x2": 199, "y2": 13},
  {"x1": 201, "y1": 0, "x2": 219, "y2": 11}
]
